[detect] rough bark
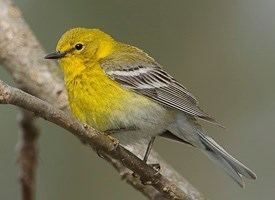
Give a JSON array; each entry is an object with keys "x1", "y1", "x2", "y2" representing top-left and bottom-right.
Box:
[{"x1": 16, "y1": 110, "x2": 39, "y2": 200}]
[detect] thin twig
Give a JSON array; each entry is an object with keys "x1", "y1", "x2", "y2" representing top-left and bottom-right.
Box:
[{"x1": 16, "y1": 110, "x2": 39, "y2": 200}]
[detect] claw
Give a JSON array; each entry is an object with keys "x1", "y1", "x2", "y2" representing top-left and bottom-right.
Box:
[
  {"x1": 96, "y1": 149, "x2": 105, "y2": 159},
  {"x1": 142, "y1": 163, "x2": 161, "y2": 185},
  {"x1": 132, "y1": 163, "x2": 161, "y2": 185},
  {"x1": 83, "y1": 123, "x2": 89, "y2": 129},
  {"x1": 149, "y1": 163, "x2": 161, "y2": 172}
]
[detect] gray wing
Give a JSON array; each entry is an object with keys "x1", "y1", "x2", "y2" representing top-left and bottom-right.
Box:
[{"x1": 100, "y1": 45, "x2": 218, "y2": 124}]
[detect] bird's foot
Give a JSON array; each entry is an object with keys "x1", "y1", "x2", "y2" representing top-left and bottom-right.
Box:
[
  {"x1": 83, "y1": 123, "x2": 89, "y2": 129},
  {"x1": 132, "y1": 163, "x2": 161, "y2": 185},
  {"x1": 96, "y1": 149, "x2": 105, "y2": 159},
  {"x1": 148, "y1": 163, "x2": 161, "y2": 172}
]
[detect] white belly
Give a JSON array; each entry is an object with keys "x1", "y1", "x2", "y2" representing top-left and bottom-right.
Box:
[{"x1": 109, "y1": 96, "x2": 175, "y2": 146}]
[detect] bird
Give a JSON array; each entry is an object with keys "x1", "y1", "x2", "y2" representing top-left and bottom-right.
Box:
[{"x1": 45, "y1": 27, "x2": 256, "y2": 187}]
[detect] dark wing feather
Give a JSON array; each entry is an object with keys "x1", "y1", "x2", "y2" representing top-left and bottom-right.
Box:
[{"x1": 100, "y1": 45, "x2": 219, "y2": 124}]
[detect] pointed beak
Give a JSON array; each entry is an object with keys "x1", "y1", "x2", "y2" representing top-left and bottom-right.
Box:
[{"x1": 44, "y1": 51, "x2": 66, "y2": 59}]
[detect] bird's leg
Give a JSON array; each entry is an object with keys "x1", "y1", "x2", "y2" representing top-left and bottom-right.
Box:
[
  {"x1": 106, "y1": 128, "x2": 161, "y2": 184},
  {"x1": 136, "y1": 136, "x2": 161, "y2": 185},
  {"x1": 143, "y1": 136, "x2": 160, "y2": 172},
  {"x1": 143, "y1": 136, "x2": 156, "y2": 163}
]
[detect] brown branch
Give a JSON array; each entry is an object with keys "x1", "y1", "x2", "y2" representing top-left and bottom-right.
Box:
[
  {"x1": 16, "y1": 110, "x2": 39, "y2": 200},
  {"x1": 104, "y1": 155, "x2": 165, "y2": 200},
  {"x1": 0, "y1": 80, "x2": 192, "y2": 200},
  {"x1": 0, "y1": 0, "x2": 206, "y2": 199}
]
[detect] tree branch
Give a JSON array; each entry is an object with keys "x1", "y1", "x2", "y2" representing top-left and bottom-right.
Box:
[
  {"x1": 104, "y1": 155, "x2": 169, "y2": 200},
  {"x1": 0, "y1": 80, "x2": 192, "y2": 200},
  {"x1": 16, "y1": 110, "x2": 39, "y2": 200},
  {"x1": 0, "y1": 0, "x2": 206, "y2": 199}
]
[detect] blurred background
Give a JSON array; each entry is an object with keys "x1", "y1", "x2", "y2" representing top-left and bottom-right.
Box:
[{"x1": 0, "y1": 0, "x2": 274, "y2": 199}]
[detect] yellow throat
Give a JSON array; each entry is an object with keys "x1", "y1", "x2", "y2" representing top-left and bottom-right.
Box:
[{"x1": 55, "y1": 28, "x2": 138, "y2": 130}]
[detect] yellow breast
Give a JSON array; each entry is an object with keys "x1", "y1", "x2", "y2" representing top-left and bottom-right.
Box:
[{"x1": 65, "y1": 63, "x2": 146, "y2": 131}]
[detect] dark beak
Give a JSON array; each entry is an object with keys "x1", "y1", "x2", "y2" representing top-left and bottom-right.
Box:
[{"x1": 44, "y1": 51, "x2": 66, "y2": 59}]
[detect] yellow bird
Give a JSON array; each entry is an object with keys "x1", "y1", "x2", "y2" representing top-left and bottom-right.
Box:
[{"x1": 45, "y1": 28, "x2": 256, "y2": 187}]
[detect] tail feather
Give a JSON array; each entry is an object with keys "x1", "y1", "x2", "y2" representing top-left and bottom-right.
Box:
[
  {"x1": 203, "y1": 147, "x2": 244, "y2": 187},
  {"x1": 167, "y1": 113, "x2": 256, "y2": 187},
  {"x1": 198, "y1": 131, "x2": 257, "y2": 187}
]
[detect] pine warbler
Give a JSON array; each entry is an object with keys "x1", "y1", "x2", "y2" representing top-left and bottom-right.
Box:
[{"x1": 45, "y1": 28, "x2": 256, "y2": 187}]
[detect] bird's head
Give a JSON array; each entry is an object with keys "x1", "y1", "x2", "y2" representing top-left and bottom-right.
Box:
[{"x1": 45, "y1": 28, "x2": 115, "y2": 77}]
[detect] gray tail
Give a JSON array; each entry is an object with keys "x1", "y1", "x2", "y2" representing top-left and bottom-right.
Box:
[{"x1": 197, "y1": 131, "x2": 257, "y2": 187}]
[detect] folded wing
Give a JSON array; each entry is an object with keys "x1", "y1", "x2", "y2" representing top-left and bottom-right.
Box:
[{"x1": 100, "y1": 47, "x2": 218, "y2": 124}]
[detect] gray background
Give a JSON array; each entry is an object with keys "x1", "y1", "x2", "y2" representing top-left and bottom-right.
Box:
[{"x1": 0, "y1": 0, "x2": 273, "y2": 199}]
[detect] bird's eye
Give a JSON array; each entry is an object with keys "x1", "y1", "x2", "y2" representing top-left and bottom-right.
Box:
[{"x1": 75, "y1": 43, "x2": 83, "y2": 50}]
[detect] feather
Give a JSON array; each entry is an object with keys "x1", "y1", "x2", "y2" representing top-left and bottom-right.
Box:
[{"x1": 100, "y1": 44, "x2": 220, "y2": 125}]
